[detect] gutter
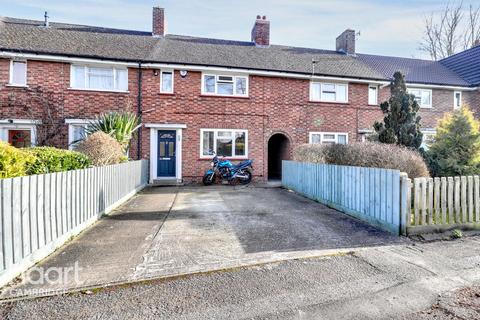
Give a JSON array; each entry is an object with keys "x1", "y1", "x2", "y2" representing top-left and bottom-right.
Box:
[{"x1": 137, "y1": 62, "x2": 142, "y2": 160}]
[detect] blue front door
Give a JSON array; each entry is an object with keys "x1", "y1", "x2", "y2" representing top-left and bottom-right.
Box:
[{"x1": 157, "y1": 130, "x2": 176, "y2": 177}]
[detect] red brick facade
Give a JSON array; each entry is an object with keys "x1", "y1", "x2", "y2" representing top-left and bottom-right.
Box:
[{"x1": 0, "y1": 57, "x2": 476, "y2": 182}]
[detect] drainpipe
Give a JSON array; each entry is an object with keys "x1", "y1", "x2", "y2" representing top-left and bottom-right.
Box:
[{"x1": 137, "y1": 62, "x2": 142, "y2": 160}]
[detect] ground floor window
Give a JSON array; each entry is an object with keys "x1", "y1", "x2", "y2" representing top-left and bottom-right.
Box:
[
  {"x1": 0, "y1": 121, "x2": 37, "y2": 147},
  {"x1": 66, "y1": 119, "x2": 92, "y2": 148},
  {"x1": 200, "y1": 129, "x2": 248, "y2": 158},
  {"x1": 421, "y1": 130, "x2": 436, "y2": 150},
  {"x1": 309, "y1": 132, "x2": 348, "y2": 145}
]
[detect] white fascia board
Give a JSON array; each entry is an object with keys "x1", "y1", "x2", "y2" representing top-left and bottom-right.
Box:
[
  {"x1": 141, "y1": 63, "x2": 389, "y2": 85},
  {"x1": 405, "y1": 83, "x2": 477, "y2": 91},
  {"x1": 0, "y1": 51, "x2": 137, "y2": 67},
  {"x1": 2, "y1": 51, "x2": 477, "y2": 89},
  {"x1": 145, "y1": 123, "x2": 187, "y2": 129}
]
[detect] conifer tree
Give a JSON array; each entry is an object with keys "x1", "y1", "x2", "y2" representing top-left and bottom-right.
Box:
[{"x1": 374, "y1": 72, "x2": 423, "y2": 149}]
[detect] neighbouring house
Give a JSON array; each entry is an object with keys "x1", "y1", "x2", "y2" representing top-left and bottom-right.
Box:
[{"x1": 1, "y1": 7, "x2": 479, "y2": 183}]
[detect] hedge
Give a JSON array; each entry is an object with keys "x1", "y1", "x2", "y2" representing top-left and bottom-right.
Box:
[{"x1": 0, "y1": 143, "x2": 91, "y2": 179}]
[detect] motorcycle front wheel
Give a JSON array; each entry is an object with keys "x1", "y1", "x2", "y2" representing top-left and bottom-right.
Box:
[{"x1": 202, "y1": 172, "x2": 215, "y2": 186}]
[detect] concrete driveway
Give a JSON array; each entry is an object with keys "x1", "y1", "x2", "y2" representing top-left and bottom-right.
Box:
[{"x1": 0, "y1": 185, "x2": 405, "y2": 299}]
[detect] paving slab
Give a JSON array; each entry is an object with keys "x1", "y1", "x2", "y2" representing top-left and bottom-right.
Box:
[{"x1": 0, "y1": 185, "x2": 405, "y2": 299}]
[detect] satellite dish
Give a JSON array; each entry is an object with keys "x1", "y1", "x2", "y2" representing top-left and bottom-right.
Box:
[{"x1": 179, "y1": 70, "x2": 188, "y2": 77}]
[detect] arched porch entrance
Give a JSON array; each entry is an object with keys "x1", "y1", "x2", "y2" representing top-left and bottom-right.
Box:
[{"x1": 267, "y1": 133, "x2": 290, "y2": 180}]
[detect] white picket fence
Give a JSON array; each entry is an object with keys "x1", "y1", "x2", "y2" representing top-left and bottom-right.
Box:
[
  {"x1": 0, "y1": 160, "x2": 149, "y2": 287},
  {"x1": 407, "y1": 176, "x2": 480, "y2": 234}
]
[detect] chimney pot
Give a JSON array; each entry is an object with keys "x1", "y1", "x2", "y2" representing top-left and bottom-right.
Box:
[
  {"x1": 336, "y1": 29, "x2": 355, "y2": 55},
  {"x1": 251, "y1": 15, "x2": 270, "y2": 47},
  {"x1": 152, "y1": 7, "x2": 165, "y2": 37}
]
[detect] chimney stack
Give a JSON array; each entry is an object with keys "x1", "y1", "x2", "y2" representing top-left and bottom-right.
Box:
[
  {"x1": 152, "y1": 7, "x2": 165, "y2": 37},
  {"x1": 336, "y1": 29, "x2": 355, "y2": 55},
  {"x1": 251, "y1": 15, "x2": 270, "y2": 47}
]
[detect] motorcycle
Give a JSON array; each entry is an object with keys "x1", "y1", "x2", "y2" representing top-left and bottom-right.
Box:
[{"x1": 203, "y1": 153, "x2": 253, "y2": 185}]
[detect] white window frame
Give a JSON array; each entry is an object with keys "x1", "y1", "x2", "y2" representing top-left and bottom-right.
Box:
[
  {"x1": 310, "y1": 82, "x2": 348, "y2": 103},
  {"x1": 454, "y1": 91, "x2": 462, "y2": 110},
  {"x1": 65, "y1": 119, "x2": 93, "y2": 149},
  {"x1": 8, "y1": 60, "x2": 28, "y2": 87},
  {"x1": 309, "y1": 132, "x2": 349, "y2": 144},
  {"x1": 421, "y1": 129, "x2": 436, "y2": 150},
  {"x1": 408, "y1": 88, "x2": 432, "y2": 108},
  {"x1": 160, "y1": 69, "x2": 174, "y2": 94},
  {"x1": 368, "y1": 84, "x2": 378, "y2": 105},
  {"x1": 201, "y1": 73, "x2": 249, "y2": 97},
  {"x1": 0, "y1": 119, "x2": 39, "y2": 146},
  {"x1": 200, "y1": 128, "x2": 248, "y2": 158},
  {"x1": 69, "y1": 64, "x2": 129, "y2": 93}
]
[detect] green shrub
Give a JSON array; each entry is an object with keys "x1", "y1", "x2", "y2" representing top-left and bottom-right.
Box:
[
  {"x1": 85, "y1": 112, "x2": 140, "y2": 152},
  {"x1": 426, "y1": 106, "x2": 480, "y2": 177},
  {"x1": 75, "y1": 131, "x2": 125, "y2": 166},
  {"x1": 0, "y1": 142, "x2": 35, "y2": 178},
  {"x1": 294, "y1": 142, "x2": 430, "y2": 178},
  {"x1": 26, "y1": 147, "x2": 90, "y2": 175}
]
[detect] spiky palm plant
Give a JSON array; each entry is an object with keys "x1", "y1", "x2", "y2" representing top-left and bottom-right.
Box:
[{"x1": 84, "y1": 112, "x2": 141, "y2": 152}]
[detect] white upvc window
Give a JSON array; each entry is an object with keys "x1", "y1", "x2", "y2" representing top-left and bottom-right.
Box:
[
  {"x1": 200, "y1": 129, "x2": 248, "y2": 158},
  {"x1": 9, "y1": 60, "x2": 27, "y2": 86},
  {"x1": 160, "y1": 70, "x2": 174, "y2": 93},
  {"x1": 309, "y1": 132, "x2": 348, "y2": 145},
  {"x1": 421, "y1": 129, "x2": 436, "y2": 150},
  {"x1": 201, "y1": 74, "x2": 248, "y2": 97},
  {"x1": 0, "y1": 119, "x2": 39, "y2": 147},
  {"x1": 310, "y1": 82, "x2": 348, "y2": 103},
  {"x1": 65, "y1": 119, "x2": 93, "y2": 149},
  {"x1": 408, "y1": 88, "x2": 432, "y2": 108},
  {"x1": 454, "y1": 91, "x2": 462, "y2": 110},
  {"x1": 368, "y1": 85, "x2": 378, "y2": 105},
  {"x1": 70, "y1": 65, "x2": 128, "y2": 92}
]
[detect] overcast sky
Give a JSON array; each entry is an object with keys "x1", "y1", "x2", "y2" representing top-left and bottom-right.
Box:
[{"x1": 0, "y1": 0, "x2": 477, "y2": 59}]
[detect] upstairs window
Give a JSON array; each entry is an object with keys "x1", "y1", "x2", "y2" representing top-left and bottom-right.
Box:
[
  {"x1": 160, "y1": 70, "x2": 174, "y2": 93},
  {"x1": 368, "y1": 85, "x2": 378, "y2": 105},
  {"x1": 310, "y1": 82, "x2": 348, "y2": 103},
  {"x1": 454, "y1": 91, "x2": 462, "y2": 109},
  {"x1": 408, "y1": 88, "x2": 432, "y2": 108},
  {"x1": 200, "y1": 129, "x2": 247, "y2": 158},
  {"x1": 309, "y1": 132, "x2": 348, "y2": 145},
  {"x1": 71, "y1": 65, "x2": 128, "y2": 92},
  {"x1": 10, "y1": 61, "x2": 27, "y2": 86},
  {"x1": 202, "y1": 74, "x2": 248, "y2": 97}
]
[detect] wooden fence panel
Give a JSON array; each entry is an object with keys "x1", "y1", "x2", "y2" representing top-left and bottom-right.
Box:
[
  {"x1": 0, "y1": 160, "x2": 149, "y2": 287},
  {"x1": 282, "y1": 161, "x2": 402, "y2": 235}
]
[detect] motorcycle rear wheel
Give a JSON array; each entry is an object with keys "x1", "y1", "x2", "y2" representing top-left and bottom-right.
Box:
[{"x1": 239, "y1": 170, "x2": 252, "y2": 185}]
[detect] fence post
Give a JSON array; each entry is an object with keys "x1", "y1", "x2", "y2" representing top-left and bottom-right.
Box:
[{"x1": 399, "y1": 172, "x2": 410, "y2": 236}]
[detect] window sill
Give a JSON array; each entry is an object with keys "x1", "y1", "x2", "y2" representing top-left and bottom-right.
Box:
[
  {"x1": 309, "y1": 100, "x2": 349, "y2": 105},
  {"x1": 199, "y1": 157, "x2": 249, "y2": 161},
  {"x1": 68, "y1": 87, "x2": 130, "y2": 94},
  {"x1": 200, "y1": 94, "x2": 249, "y2": 99},
  {"x1": 5, "y1": 84, "x2": 28, "y2": 88},
  {"x1": 419, "y1": 106, "x2": 433, "y2": 109},
  {"x1": 159, "y1": 92, "x2": 175, "y2": 96}
]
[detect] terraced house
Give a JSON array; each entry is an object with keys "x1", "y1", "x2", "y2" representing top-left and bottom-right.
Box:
[{"x1": 1, "y1": 7, "x2": 479, "y2": 183}]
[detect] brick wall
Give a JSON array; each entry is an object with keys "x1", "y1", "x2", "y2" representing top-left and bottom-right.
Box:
[{"x1": 0, "y1": 57, "x2": 468, "y2": 182}]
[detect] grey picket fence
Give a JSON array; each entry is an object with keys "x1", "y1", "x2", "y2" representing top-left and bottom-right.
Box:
[
  {"x1": 282, "y1": 161, "x2": 410, "y2": 235},
  {"x1": 0, "y1": 160, "x2": 149, "y2": 287}
]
